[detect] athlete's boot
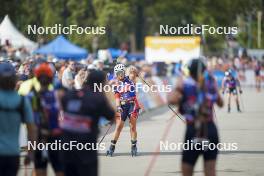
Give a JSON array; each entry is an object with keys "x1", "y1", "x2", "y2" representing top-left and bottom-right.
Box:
[
  {"x1": 106, "y1": 140, "x2": 116, "y2": 157},
  {"x1": 237, "y1": 104, "x2": 241, "y2": 112},
  {"x1": 131, "y1": 140, "x2": 137, "y2": 157}
]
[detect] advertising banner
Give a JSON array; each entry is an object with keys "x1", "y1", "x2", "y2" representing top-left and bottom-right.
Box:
[{"x1": 145, "y1": 36, "x2": 201, "y2": 63}]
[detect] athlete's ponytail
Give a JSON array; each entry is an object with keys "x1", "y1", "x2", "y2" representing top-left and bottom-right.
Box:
[{"x1": 188, "y1": 58, "x2": 206, "y2": 81}]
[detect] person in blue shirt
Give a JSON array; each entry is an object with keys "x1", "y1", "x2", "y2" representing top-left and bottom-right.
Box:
[{"x1": 0, "y1": 62, "x2": 36, "y2": 176}]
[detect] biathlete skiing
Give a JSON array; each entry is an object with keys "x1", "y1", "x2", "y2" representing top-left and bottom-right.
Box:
[
  {"x1": 168, "y1": 58, "x2": 223, "y2": 176},
  {"x1": 221, "y1": 70, "x2": 243, "y2": 113},
  {"x1": 106, "y1": 64, "x2": 140, "y2": 157},
  {"x1": 254, "y1": 60, "x2": 262, "y2": 92}
]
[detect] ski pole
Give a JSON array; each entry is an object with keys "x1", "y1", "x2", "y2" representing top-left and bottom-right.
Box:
[
  {"x1": 137, "y1": 75, "x2": 185, "y2": 123},
  {"x1": 98, "y1": 122, "x2": 113, "y2": 145}
]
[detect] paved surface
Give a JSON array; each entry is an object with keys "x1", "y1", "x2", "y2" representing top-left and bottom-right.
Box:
[
  {"x1": 99, "y1": 88, "x2": 264, "y2": 176},
  {"x1": 18, "y1": 88, "x2": 264, "y2": 176}
]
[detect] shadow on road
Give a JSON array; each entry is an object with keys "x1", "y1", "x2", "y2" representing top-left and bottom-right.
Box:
[{"x1": 99, "y1": 150, "x2": 264, "y2": 157}]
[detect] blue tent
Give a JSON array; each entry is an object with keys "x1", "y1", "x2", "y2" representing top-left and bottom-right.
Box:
[
  {"x1": 34, "y1": 35, "x2": 88, "y2": 60},
  {"x1": 108, "y1": 48, "x2": 125, "y2": 58}
]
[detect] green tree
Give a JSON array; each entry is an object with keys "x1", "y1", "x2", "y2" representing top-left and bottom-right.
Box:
[{"x1": 95, "y1": 0, "x2": 134, "y2": 48}]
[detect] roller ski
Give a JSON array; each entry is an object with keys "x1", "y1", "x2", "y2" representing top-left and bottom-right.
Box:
[
  {"x1": 131, "y1": 140, "x2": 138, "y2": 157},
  {"x1": 106, "y1": 140, "x2": 116, "y2": 157}
]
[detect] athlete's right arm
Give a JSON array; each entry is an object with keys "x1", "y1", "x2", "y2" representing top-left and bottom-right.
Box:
[
  {"x1": 25, "y1": 123, "x2": 37, "y2": 165},
  {"x1": 100, "y1": 94, "x2": 115, "y2": 122},
  {"x1": 115, "y1": 94, "x2": 121, "y2": 107},
  {"x1": 236, "y1": 78, "x2": 242, "y2": 93},
  {"x1": 114, "y1": 90, "x2": 123, "y2": 113}
]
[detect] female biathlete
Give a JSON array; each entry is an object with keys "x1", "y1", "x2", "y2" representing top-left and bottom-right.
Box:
[
  {"x1": 168, "y1": 58, "x2": 223, "y2": 176},
  {"x1": 106, "y1": 64, "x2": 140, "y2": 157},
  {"x1": 221, "y1": 70, "x2": 243, "y2": 113}
]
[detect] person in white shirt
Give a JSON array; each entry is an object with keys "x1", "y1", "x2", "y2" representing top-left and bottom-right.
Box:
[{"x1": 62, "y1": 61, "x2": 76, "y2": 89}]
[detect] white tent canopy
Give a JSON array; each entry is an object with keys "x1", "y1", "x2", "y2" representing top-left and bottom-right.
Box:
[{"x1": 0, "y1": 15, "x2": 37, "y2": 51}]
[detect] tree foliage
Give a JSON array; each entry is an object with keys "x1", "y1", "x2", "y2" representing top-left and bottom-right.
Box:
[{"x1": 0, "y1": 0, "x2": 263, "y2": 52}]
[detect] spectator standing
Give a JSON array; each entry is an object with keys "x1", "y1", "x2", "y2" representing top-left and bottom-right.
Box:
[{"x1": 62, "y1": 61, "x2": 76, "y2": 89}]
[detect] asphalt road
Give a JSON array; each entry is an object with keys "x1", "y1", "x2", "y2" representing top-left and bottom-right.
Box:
[{"x1": 99, "y1": 88, "x2": 264, "y2": 176}]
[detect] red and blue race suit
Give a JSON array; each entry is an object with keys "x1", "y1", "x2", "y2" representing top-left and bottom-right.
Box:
[
  {"x1": 28, "y1": 89, "x2": 63, "y2": 171},
  {"x1": 113, "y1": 76, "x2": 140, "y2": 121},
  {"x1": 223, "y1": 76, "x2": 238, "y2": 94},
  {"x1": 179, "y1": 73, "x2": 220, "y2": 166},
  {"x1": 179, "y1": 73, "x2": 218, "y2": 123},
  {"x1": 28, "y1": 89, "x2": 61, "y2": 137}
]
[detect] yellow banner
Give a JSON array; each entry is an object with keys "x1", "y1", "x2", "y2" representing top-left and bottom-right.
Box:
[{"x1": 145, "y1": 36, "x2": 201, "y2": 63}]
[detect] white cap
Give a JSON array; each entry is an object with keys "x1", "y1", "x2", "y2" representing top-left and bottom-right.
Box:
[{"x1": 87, "y1": 64, "x2": 96, "y2": 70}]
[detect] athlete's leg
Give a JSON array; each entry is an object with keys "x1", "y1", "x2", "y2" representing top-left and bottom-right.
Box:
[
  {"x1": 129, "y1": 114, "x2": 137, "y2": 141},
  {"x1": 182, "y1": 162, "x2": 194, "y2": 176},
  {"x1": 107, "y1": 114, "x2": 125, "y2": 156},
  {"x1": 107, "y1": 105, "x2": 129, "y2": 156},
  {"x1": 34, "y1": 148, "x2": 48, "y2": 176},
  {"x1": 255, "y1": 76, "x2": 258, "y2": 90},
  {"x1": 234, "y1": 94, "x2": 241, "y2": 112},
  {"x1": 48, "y1": 137, "x2": 64, "y2": 176},
  {"x1": 227, "y1": 93, "x2": 231, "y2": 113},
  {"x1": 257, "y1": 76, "x2": 261, "y2": 91},
  {"x1": 204, "y1": 160, "x2": 216, "y2": 176},
  {"x1": 113, "y1": 113, "x2": 125, "y2": 141}
]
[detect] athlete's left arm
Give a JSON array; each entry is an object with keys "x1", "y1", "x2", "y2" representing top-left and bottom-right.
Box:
[
  {"x1": 236, "y1": 78, "x2": 242, "y2": 92},
  {"x1": 168, "y1": 77, "x2": 183, "y2": 105}
]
